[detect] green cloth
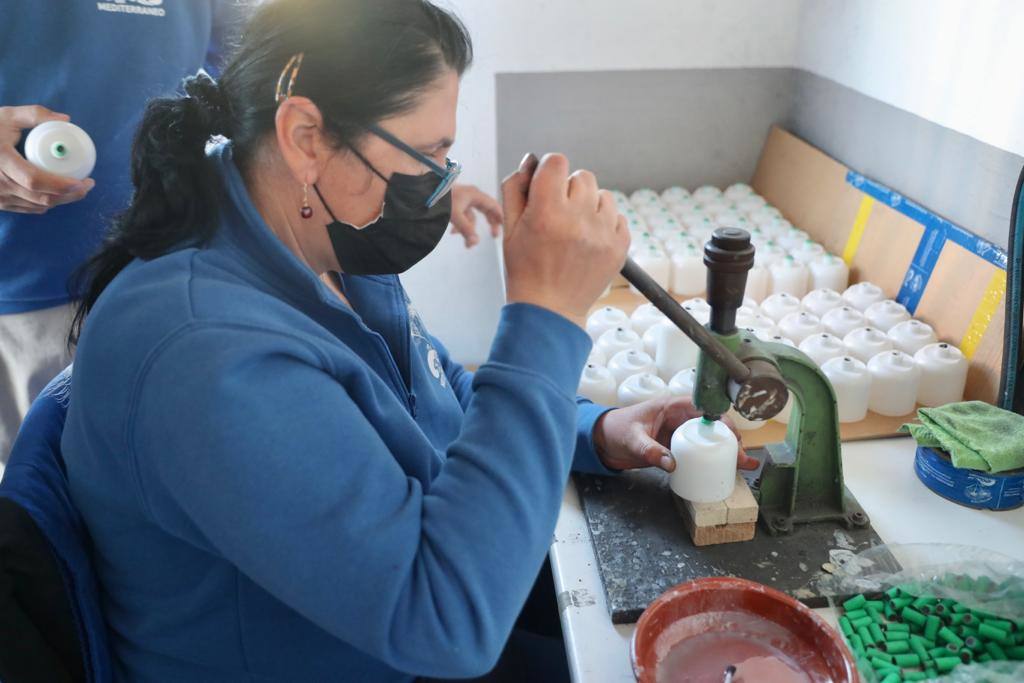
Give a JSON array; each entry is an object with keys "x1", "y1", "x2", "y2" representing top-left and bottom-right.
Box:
[{"x1": 900, "y1": 401, "x2": 1024, "y2": 473}]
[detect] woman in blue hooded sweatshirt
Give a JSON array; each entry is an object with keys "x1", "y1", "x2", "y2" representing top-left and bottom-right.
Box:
[{"x1": 61, "y1": 1, "x2": 749, "y2": 680}]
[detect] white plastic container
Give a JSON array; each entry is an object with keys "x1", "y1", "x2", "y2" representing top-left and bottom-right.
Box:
[
  {"x1": 577, "y1": 364, "x2": 618, "y2": 406},
  {"x1": 596, "y1": 326, "x2": 644, "y2": 359},
  {"x1": 914, "y1": 343, "x2": 968, "y2": 407},
  {"x1": 617, "y1": 372, "x2": 670, "y2": 407},
  {"x1": 586, "y1": 306, "x2": 630, "y2": 341},
  {"x1": 843, "y1": 327, "x2": 895, "y2": 364},
  {"x1": 677, "y1": 211, "x2": 715, "y2": 235},
  {"x1": 821, "y1": 356, "x2": 871, "y2": 423},
  {"x1": 741, "y1": 315, "x2": 780, "y2": 341},
  {"x1": 842, "y1": 282, "x2": 886, "y2": 311},
  {"x1": 888, "y1": 319, "x2": 938, "y2": 356},
  {"x1": 682, "y1": 298, "x2": 712, "y2": 319},
  {"x1": 669, "y1": 417, "x2": 738, "y2": 502},
  {"x1": 692, "y1": 185, "x2": 722, "y2": 202},
  {"x1": 631, "y1": 244, "x2": 672, "y2": 294},
  {"x1": 779, "y1": 228, "x2": 811, "y2": 252},
  {"x1": 778, "y1": 311, "x2": 824, "y2": 344},
  {"x1": 668, "y1": 367, "x2": 697, "y2": 397},
  {"x1": 630, "y1": 303, "x2": 668, "y2": 336},
  {"x1": 745, "y1": 265, "x2": 770, "y2": 302},
  {"x1": 670, "y1": 243, "x2": 706, "y2": 296},
  {"x1": 586, "y1": 347, "x2": 607, "y2": 367},
  {"x1": 822, "y1": 306, "x2": 868, "y2": 339},
  {"x1": 646, "y1": 214, "x2": 683, "y2": 235},
  {"x1": 607, "y1": 349, "x2": 657, "y2": 385},
  {"x1": 757, "y1": 242, "x2": 788, "y2": 268},
  {"x1": 802, "y1": 288, "x2": 844, "y2": 318},
  {"x1": 656, "y1": 325, "x2": 700, "y2": 381},
  {"x1": 790, "y1": 240, "x2": 826, "y2": 265},
  {"x1": 764, "y1": 335, "x2": 796, "y2": 348},
  {"x1": 736, "y1": 196, "x2": 768, "y2": 215},
  {"x1": 661, "y1": 186, "x2": 690, "y2": 204},
  {"x1": 630, "y1": 188, "x2": 660, "y2": 205},
  {"x1": 760, "y1": 292, "x2": 803, "y2": 323},
  {"x1": 25, "y1": 121, "x2": 96, "y2": 180},
  {"x1": 724, "y1": 183, "x2": 754, "y2": 201},
  {"x1": 750, "y1": 207, "x2": 784, "y2": 227},
  {"x1": 769, "y1": 256, "x2": 810, "y2": 298},
  {"x1": 663, "y1": 233, "x2": 700, "y2": 256},
  {"x1": 865, "y1": 300, "x2": 911, "y2": 333},
  {"x1": 799, "y1": 332, "x2": 847, "y2": 367},
  {"x1": 643, "y1": 320, "x2": 669, "y2": 356},
  {"x1": 809, "y1": 254, "x2": 850, "y2": 292},
  {"x1": 867, "y1": 350, "x2": 921, "y2": 416}
]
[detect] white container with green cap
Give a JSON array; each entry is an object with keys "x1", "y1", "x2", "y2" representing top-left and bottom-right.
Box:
[{"x1": 670, "y1": 417, "x2": 739, "y2": 503}]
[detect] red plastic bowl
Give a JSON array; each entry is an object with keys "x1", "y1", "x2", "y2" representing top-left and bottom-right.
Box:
[{"x1": 631, "y1": 577, "x2": 857, "y2": 682}]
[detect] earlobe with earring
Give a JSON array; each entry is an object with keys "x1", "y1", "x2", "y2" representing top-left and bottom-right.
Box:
[{"x1": 300, "y1": 182, "x2": 313, "y2": 219}]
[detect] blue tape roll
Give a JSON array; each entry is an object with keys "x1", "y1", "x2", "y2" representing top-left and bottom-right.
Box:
[{"x1": 914, "y1": 446, "x2": 1024, "y2": 511}]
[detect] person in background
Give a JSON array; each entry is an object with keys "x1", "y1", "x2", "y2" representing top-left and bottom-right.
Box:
[{"x1": 0, "y1": 0, "x2": 500, "y2": 467}]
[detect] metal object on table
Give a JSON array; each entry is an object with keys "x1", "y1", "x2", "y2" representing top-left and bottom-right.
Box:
[{"x1": 691, "y1": 227, "x2": 872, "y2": 537}]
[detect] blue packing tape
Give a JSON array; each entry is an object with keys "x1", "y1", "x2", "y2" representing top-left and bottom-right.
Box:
[
  {"x1": 846, "y1": 172, "x2": 1008, "y2": 314},
  {"x1": 914, "y1": 446, "x2": 1024, "y2": 511}
]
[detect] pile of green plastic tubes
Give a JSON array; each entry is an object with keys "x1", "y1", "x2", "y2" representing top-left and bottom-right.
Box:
[{"x1": 836, "y1": 586, "x2": 1024, "y2": 682}]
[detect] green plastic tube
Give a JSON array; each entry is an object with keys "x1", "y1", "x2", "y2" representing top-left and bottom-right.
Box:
[
  {"x1": 934, "y1": 656, "x2": 961, "y2": 672},
  {"x1": 924, "y1": 615, "x2": 941, "y2": 641},
  {"x1": 843, "y1": 594, "x2": 867, "y2": 611},
  {"x1": 902, "y1": 607, "x2": 927, "y2": 628},
  {"x1": 938, "y1": 627, "x2": 965, "y2": 648}
]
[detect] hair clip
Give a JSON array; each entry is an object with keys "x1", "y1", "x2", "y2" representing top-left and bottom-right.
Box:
[{"x1": 274, "y1": 53, "x2": 304, "y2": 104}]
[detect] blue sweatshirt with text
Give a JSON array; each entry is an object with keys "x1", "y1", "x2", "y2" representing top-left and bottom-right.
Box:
[{"x1": 61, "y1": 143, "x2": 612, "y2": 681}]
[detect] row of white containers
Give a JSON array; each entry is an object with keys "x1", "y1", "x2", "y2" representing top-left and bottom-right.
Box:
[{"x1": 581, "y1": 283, "x2": 968, "y2": 425}]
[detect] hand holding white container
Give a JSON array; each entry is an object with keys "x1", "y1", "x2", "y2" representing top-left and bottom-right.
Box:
[
  {"x1": 867, "y1": 350, "x2": 920, "y2": 416},
  {"x1": 888, "y1": 319, "x2": 938, "y2": 355},
  {"x1": 821, "y1": 356, "x2": 871, "y2": 422},
  {"x1": 914, "y1": 343, "x2": 968, "y2": 407},
  {"x1": 618, "y1": 373, "x2": 670, "y2": 407},
  {"x1": 669, "y1": 417, "x2": 738, "y2": 503}
]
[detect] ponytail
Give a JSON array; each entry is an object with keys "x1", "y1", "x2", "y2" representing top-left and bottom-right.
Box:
[{"x1": 68, "y1": 73, "x2": 229, "y2": 346}]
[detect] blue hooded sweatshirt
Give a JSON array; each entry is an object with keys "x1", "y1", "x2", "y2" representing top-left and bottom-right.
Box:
[{"x1": 61, "y1": 143, "x2": 613, "y2": 681}]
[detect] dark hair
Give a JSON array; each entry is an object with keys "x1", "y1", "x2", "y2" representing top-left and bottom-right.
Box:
[{"x1": 69, "y1": 0, "x2": 472, "y2": 346}]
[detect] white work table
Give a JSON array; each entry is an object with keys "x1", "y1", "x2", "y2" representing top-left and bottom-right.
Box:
[{"x1": 548, "y1": 436, "x2": 1024, "y2": 682}]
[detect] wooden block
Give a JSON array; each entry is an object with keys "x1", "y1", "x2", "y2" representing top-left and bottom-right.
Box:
[
  {"x1": 683, "y1": 498, "x2": 727, "y2": 527},
  {"x1": 724, "y1": 475, "x2": 759, "y2": 524},
  {"x1": 688, "y1": 521, "x2": 757, "y2": 547}
]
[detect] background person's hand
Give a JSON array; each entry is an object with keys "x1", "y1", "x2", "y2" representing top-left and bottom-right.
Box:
[
  {"x1": 501, "y1": 153, "x2": 629, "y2": 328},
  {"x1": 449, "y1": 183, "x2": 502, "y2": 248},
  {"x1": 0, "y1": 105, "x2": 94, "y2": 214},
  {"x1": 592, "y1": 395, "x2": 759, "y2": 473}
]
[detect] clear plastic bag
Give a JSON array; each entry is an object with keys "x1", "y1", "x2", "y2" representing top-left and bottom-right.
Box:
[{"x1": 816, "y1": 543, "x2": 1024, "y2": 682}]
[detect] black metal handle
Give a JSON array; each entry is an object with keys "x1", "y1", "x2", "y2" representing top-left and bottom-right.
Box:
[{"x1": 620, "y1": 258, "x2": 750, "y2": 384}]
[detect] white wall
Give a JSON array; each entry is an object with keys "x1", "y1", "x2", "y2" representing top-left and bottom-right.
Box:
[
  {"x1": 795, "y1": 0, "x2": 1024, "y2": 157},
  {"x1": 403, "y1": 0, "x2": 805, "y2": 364}
]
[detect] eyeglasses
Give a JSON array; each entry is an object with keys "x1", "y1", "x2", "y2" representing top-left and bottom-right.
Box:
[
  {"x1": 275, "y1": 52, "x2": 461, "y2": 209},
  {"x1": 364, "y1": 123, "x2": 462, "y2": 208}
]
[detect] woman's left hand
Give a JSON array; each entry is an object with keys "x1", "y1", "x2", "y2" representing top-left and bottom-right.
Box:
[
  {"x1": 592, "y1": 396, "x2": 761, "y2": 473},
  {"x1": 449, "y1": 183, "x2": 503, "y2": 247}
]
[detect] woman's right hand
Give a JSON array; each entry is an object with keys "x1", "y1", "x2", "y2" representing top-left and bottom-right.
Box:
[
  {"x1": 0, "y1": 104, "x2": 94, "y2": 214},
  {"x1": 501, "y1": 153, "x2": 630, "y2": 328}
]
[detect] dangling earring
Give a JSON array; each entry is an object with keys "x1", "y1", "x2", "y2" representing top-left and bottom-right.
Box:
[{"x1": 300, "y1": 183, "x2": 313, "y2": 219}]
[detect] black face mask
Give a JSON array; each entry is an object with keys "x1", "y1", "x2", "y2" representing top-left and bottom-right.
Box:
[{"x1": 316, "y1": 166, "x2": 452, "y2": 276}]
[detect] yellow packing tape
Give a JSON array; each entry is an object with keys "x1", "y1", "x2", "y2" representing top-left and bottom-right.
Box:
[
  {"x1": 843, "y1": 196, "x2": 875, "y2": 265},
  {"x1": 960, "y1": 269, "x2": 1007, "y2": 360}
]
